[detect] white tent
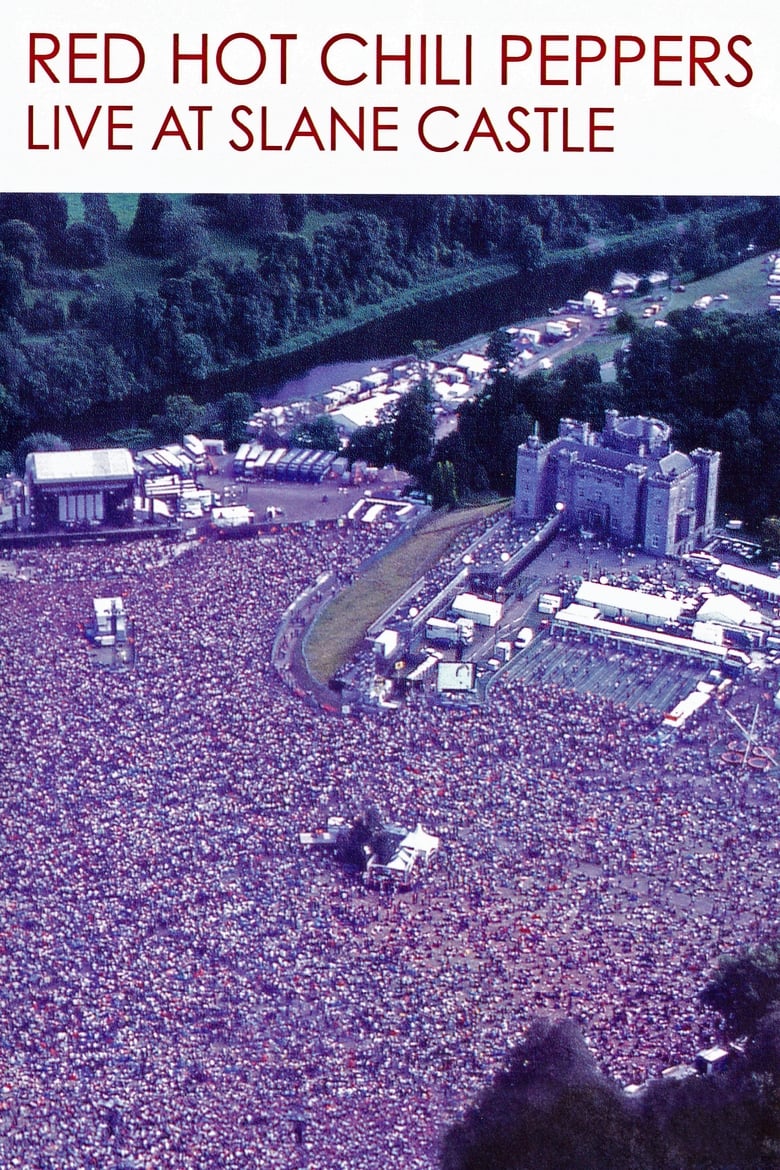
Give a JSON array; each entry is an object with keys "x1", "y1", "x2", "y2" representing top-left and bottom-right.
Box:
[
  {"x1": 329, "y1": 392, "x2": 400, "y2": 434},
  {"x1": 455, "y1": 353, "x2": 491, "y2": 379},
  {"x1": 575, "y1": 581, "x2": 682, "y2": 625},
  {"x1": 716, "y1": 564, "x2": 780, "y2": 600},
  {"x1": 697, "y1": 593, "x2": 756, "y2": 626},
  {"x1": 401, "y1": 824, "x2": 440, "y2": 860},
  {"x1": 366, "y1": 823, "x2": 440, "y2": 887}
]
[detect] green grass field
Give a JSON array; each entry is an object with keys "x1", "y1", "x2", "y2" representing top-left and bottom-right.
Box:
[
  {"x1": 304, "y1": 502, "x2": 508, "y2": 683},
  {"x1": 565, "y1": 251, "x2": 776, "y2": 371}
]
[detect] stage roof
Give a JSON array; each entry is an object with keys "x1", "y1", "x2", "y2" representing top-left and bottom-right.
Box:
[{"x1": 26, "y1": 449, "x2": 135, "y2": 485}]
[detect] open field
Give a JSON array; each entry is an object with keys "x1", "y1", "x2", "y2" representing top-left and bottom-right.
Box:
[
  {"x1": 662, "y1": 255, "x2": 771, "y2": 314},
  {"x1": 562, "y1": 250, "x2": 776, "y2": 371},
  {"x1": 305, "y1": 501, "x2": 507, "y2": 682}
]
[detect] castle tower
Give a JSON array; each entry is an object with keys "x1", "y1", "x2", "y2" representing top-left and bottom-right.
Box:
[
  {"x1": 514, "y1": 433, "x2": 550, "y2": 519},
  {"x1": 690, "y1": 448, "x2": 721, "y2": 542}
]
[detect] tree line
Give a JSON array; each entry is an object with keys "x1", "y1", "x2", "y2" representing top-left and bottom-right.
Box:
[
  {"x1": 440, "y1": 937, "x2": 780, "y2": 1170},
  {"x1": 0, "y1": 193, "x2": 774, "y2": 477}
]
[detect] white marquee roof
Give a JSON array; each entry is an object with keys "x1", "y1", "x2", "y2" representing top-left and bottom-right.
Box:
[
  {"x1": 697, "y1": 593, "x2": 755, "y2": 626},
  {"x1": 576, "y1": 581, "x2": 682, "y2": 622},
  {"x1": 27, "y1": 448, "x2": 134, "y2": 484},
  {"x1": 716, "y1": 563, "x2": 780, "y2": 599}
]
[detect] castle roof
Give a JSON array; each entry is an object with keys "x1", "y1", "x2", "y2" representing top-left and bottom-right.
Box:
[{"x1": 656, "y1": 451, "x2": 693, "y2": 478}]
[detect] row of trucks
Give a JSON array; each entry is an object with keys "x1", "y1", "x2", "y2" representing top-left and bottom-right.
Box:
[{"x1": 233, "y1": 444, "x2": 349, "y2": 484}]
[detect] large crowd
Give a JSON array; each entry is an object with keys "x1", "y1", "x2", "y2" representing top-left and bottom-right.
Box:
[{"x1": 1, "y1": 522, "x2": 779, "y2": 1170}]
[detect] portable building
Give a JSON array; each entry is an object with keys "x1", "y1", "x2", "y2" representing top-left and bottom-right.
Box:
[
  {"x1": 374, "y1": 629, "x2": 400, "y2": 659},
  {"x1": 583, "y1": 291, "x2": 607, "y2": 315},
  {"x1": 452, "y1": 593, "x2": 503, "y2": 627}
]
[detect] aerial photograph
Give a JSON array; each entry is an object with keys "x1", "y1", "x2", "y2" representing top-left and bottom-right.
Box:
[{"x1": 1, "y1": 192, "x2": 780, "y2": 1168}]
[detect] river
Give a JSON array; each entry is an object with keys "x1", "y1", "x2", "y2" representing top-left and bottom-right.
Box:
[
  {"x1": 198, "y1": 244, "x2": 636, "y2": 407},
  {"x1": 262, "y1": 356, "x2": 409, "y2": 405},
  {"x1": 201, "y1": 267, "x2": 531, "y2": 404}
]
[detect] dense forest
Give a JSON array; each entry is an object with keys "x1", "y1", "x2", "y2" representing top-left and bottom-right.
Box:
[
  {"x1": 440, "y1": 938, "x2": 780, "y2": 1170},
  {"x1": 1, "y1": 192, "x2": 779, "y2": 523},
  {"x1": 0, "y1": 195, "x2": 769, "y2": 438}
]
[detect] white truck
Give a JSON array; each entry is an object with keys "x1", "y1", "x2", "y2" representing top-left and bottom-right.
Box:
[
  {"x1": 425, "y1": 616, "x2": 475, "y2": 645},
  {"x1": 538, "y1": 593, "x2": 562, "y2": 615},
  {"x1": 452, "y1": 593, "x2": 503, "y2": 628}
]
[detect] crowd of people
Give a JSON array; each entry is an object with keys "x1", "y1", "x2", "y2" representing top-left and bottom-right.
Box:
[{"x1": 1, "y1": 521, "x2": 779, "y2": 1170}]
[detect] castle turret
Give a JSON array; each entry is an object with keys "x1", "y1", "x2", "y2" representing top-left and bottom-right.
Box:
[
  {"x1": 690, "y1": 448, "x2": 721, "y2": 540},
  {"x1": 514, "y1": 433, "x2": 550, "y2": 519}
]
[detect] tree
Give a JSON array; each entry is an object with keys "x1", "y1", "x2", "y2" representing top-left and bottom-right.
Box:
[
  {"x1": 761, "y1": 518, "x2": 780, "y2": 561},
  {"x1": 225, "y1": 194, "x2": 288, "y2": 238},
  {"x1": 749, "y1": 1004, "x2": 780, "y2": 1077},
  {"x1": 679, "y1": 211, "x2": 723, "y2": 279},
  {"x1": 82, "y1": 193, "x2": 120, "y2": 242},
  {"x1": 514, "y1": 218, "x2": 545, "y2": 272},
  {"x1": 0, "y1": 193, "x2": 68, "y2": 259},
  {"x1": 174, "y1": 330, "x2": 211, "y2": 381},
  {"x1": 0, "y1": 382, "x2": 26, "y2": 447},
  {"x1": 486, "y1": 328, "x2": 514, "y2": 372},
  {"x1": 280, "y1": 193, "x2": 308, "y2": 232},
  {"x1": 128, "y1": 195, "x2": 207, "y2": 265},
  {"x1": 454, "y1": 363, "x2": 533, "y2": 495},
  {"x1": 614, "y1": 309, "x2": 638, "y2": 335},
  {"x1": 347, "y1": 422, "x2": 394, "y2": 468},
  {"x1": 26, "y1": 338, "x2": 96, "y2": 420},
  {"x1": 701, "y1": 940, "x2": 780, "y2": 1039},
  {"x1": 127, "y1": 194, "x2": 174, "y2": 257},
  {"x1": 219, "y1": 392, "x2": 254, "y2": 451},
  {"x1": 107, "y1": 426, "x2": 154, "y2": 452},
  {"x1": 430, "y1": 460, "x2": 458, "y2": 508},
  {"x1": 412, "y1": 339, "x2": 439, "y2": 363},
  {"x1": 392, "y1": 380, "x2": 435, "y2": 473},
  {"x1": 25, "y1": 293, "x2": 66, "y2": 334},
  {"x1": 164, "y1": 206, "x2": 210, "y2": 269},
  {"x1": 717, "y1": 408, "x2": 764, "y2": 525},
  {"x1": 0, "y1": 220, "x2": 45, "y2": 280},
  {"x1": 64, "y1": 221, "x2": 108, "y2": 268},
  {"x1": 150, "y1": 394, "x2": 205, "y2": 445},
  {"x1": 636, "y1": 1065, "x2": 770, "y2": 1170},
  {"x1": 440, "y1": 1020, "x2": 637, "y2": 1170},
  {"x1": 289, "y1": 413, "x2": 341, "y2": 453},
  {"x1": 0, "y1": 254, "x2": 26, "y2": 329}
]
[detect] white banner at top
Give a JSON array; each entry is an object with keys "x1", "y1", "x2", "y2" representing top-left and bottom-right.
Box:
[{"x1": 2, "y1": 0, "x2": 778, "y2": 193}]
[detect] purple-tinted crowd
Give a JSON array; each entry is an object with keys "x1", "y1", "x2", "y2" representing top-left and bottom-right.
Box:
[{"x1": 1, "y1": 522, "x2": 778, "y2": 1170}]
